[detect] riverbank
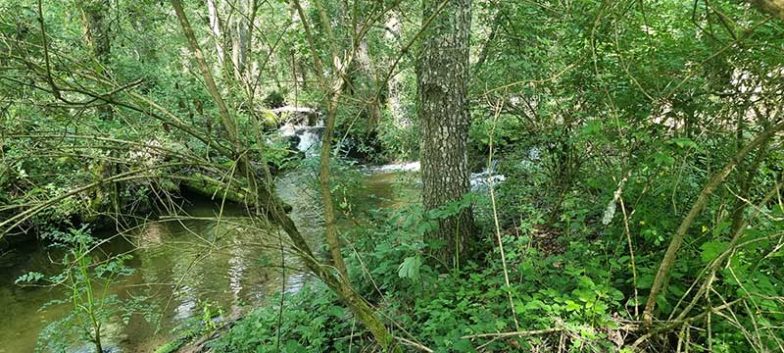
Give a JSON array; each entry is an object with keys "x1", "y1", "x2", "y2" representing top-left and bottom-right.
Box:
[{"x1": 1, "y1": 166, "x2": 419, "y2": 353}]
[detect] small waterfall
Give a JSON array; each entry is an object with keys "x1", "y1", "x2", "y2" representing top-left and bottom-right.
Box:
[
  {"x1": 274, "y1": 106, "x2": 323, "y2": 156},
  {"x1": 469, "y1": 160, "x2": 505, "y2": 191},
  {"x1": 293, "y1": 126, "x2": 324, "y2": 154},
  {"x1": 469, "y1": 171, "x2": 506, "y2": 191}
]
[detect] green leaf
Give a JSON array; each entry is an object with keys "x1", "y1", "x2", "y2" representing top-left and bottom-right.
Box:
[
  {"x1": 565, "y1": 300, "x2": 582, "y2": 312},
  {"x1": 15, "y1": 272, "x2": 45, "y2": 284},
  {"x1": 284, "y1": 340, "x2": 306, "y2": 352},
  {"x1": 452, "y1": 338, "x2": 475, "y2": 353},
  {"x1": 700, "y1": 241, "x2": 729, "y2": 264},
  {"x1": 398, "y1": 256, "x2": 423, "y2": 282},
  {"x1": 416, "y1": 221, "x2": 437, "y2": 235},
  {"x1": 669, "y1": 137, "x2": 698, "y2": 150}
]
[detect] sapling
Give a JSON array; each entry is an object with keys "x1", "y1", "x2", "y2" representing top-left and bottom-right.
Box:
[{"x1": 16, "y1": 226, "x2": 145, "y2": 353}]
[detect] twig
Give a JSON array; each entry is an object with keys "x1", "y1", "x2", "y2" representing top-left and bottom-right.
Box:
[
  {"x1": 394, "y1": 336, "x2": 434, "y2": 353},
  {"x1": 486, "y1": 96, "x2": 520, "y2": 331},
  {"x1": 463, "y1": 327, "x2": 563, "y2": 340}
]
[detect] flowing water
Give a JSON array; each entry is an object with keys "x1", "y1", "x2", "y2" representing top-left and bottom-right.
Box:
[
  {"x1": 0, "y1": 169, "x2": 419, "y2": 353},
  {"x1": 275, "y1": 106, "x2": 324, "y2": 157},
  {"x1": 1, "y1": 105, "x2": 507, "y2": 352}
]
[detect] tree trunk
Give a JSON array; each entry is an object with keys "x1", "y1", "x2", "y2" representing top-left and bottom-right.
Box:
[
  {"x1": 749, "y1": 0, "x2": 784, "y2": 20},
  {"x1": 206, "y1": 0, "x2": 226, "y2": 68},
  {"x1": 79, "y1": 0, "x2": 113, "y2": 120},
  {"x1": 228, "y1": 1, "x2": 251, "y2": 84},
  {"x1": 206, "y1": 0, "x2": 252, "y2": 92},
  {"x1": 384, "y1": 12, "x2": 409, "y2": 128},
  {"x1": 79, "y1": 0, "x2": 111, "y2": 66},
  {"x1": 172, "y1": 0, "x2": 239, "y2": 152},
  {"x1": 176, "y1": 1, "x2": 399, "y2": 350},
  {"x1": 417, "y1": 0, "x2": 475, "y2": 269},
  {"x1": 642, "y1": 118, "x2": 784, "y2": 325}
]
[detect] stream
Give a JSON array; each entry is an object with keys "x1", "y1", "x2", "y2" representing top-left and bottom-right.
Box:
[
  {"x1": 1, "y1": 106, "x2": 504, "y2": 352},
  {"x1": 0, "y1": 168, "x2": 419, "y2": 353}
]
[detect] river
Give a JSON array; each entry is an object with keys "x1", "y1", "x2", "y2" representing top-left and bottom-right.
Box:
[{"x1": 0, "y1": 168, "x2": 419, "y2": 353}]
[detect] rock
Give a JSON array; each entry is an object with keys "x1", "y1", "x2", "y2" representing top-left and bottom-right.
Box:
[{"x1": 272, "y1": 106, "x2": 320, "y2": 128}]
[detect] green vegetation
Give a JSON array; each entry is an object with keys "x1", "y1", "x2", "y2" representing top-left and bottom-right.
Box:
[
  {"x1": 1, "y1": 0, "x2": 784, "y2": 352},
  {"x1": 15, "y1": 227, "x2": 155, "y2": 353}
]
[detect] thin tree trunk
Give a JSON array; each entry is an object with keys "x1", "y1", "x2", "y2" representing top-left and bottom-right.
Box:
[
  {"x1": 475, "y1": 8, "x2": 502, "y2": 73},
  {"x1": 172, "y1": 0, "x2": 239, "y2": 152},
  {"x1": 207, "y1": 0, "x2": 257, "y2": 102},
  {"x1": 349, "y1": 12, "x2": 382, "y2": 132},
  {"x1": 269, "y1": 198, "x2": 398, "y2": 352},
  {"x1": 290, "y1": 0, "x2": 348, "y2": 278},
  {"x1": 79, "y1": 0, "x2": 113, "y2": 120},
  {"x1": 228, "y1": 1, "x2": 250, "y2": 83},
  {"x1": 642, "y1": 118, "x2": 784, "y2": 325},
  {"x1": 291, "y1": 0, "x2": 401, "y2": 350},
  {"x1": 206, "y1": 0, "x2": 226, "y2": 68},
  {"x1": 172, "y1": 0, "x2": 266, "y2": 216},
  {"x1": 176, "y1": 0, "x2": 398, "y2": 350},
  {"x1": 418, "y1": 0, "x2": 476, "y2": 269},
  {"x1": 384, "y1": 11, "x2": 409, "y2": 129}
]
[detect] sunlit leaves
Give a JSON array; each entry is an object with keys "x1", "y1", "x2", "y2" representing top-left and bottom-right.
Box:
[{"x1": 398, "y1": 255, "x2": 423, "y2": 282}]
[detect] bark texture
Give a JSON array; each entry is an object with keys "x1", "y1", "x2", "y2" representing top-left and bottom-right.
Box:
[
  {"x1": 750, "y1": 0, "x2": 784, "y2": 20},
  {"x1": 79, "y1": 0, "x2": 113, "y2": 120},
  {"x1": 417, "y1": 0, "x2": 475, "y2": 268},
  {"x1": 79, "y1": 0, "x2": 111, "y2": 64},
  {"x1": 385, "y1": 12, "x2": 410, "y2": 128}
]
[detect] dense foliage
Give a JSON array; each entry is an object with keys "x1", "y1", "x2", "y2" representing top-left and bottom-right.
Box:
[{"x1": 1, "y1": 0, "x2": 783, "y2": 352}]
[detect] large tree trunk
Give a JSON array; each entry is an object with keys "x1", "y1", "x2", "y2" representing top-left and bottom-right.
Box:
[{"x1": 417, "y1": 0, "x2": 475, "y2": 269}]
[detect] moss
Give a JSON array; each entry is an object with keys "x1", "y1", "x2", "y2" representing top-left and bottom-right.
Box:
[
  {"x1": 177, "y1": 173, "x2": 292, "y2": 213},
  {"x1": 154, "y1": 338, "x2": 185, "y2": 353}
]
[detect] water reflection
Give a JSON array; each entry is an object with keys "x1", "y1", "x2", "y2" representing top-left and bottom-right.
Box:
[{"x1": 0, "y1": 170, "x2": 418, "y2": 352}]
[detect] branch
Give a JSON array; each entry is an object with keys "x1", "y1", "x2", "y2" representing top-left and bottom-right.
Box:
[
  {"x1": 171, "y1": 0, "x2": 239, "y2": 153},
  {"x1": 462, "y1": 327, "x2": 562, "y2": 340},
  {"x1": 642, "y1": 119, "x2": 784, "y2": 325}
]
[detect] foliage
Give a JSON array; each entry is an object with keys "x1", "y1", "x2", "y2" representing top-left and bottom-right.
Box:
[
  {"x1": 210, "y1": 286, "x2": 353, "y2": 353},
  {"x1": 16, "y1": 227, "x2": 156, "y2": 353},
  {"x1": 2, "y1": 0, "x2": 784, "y2": 351},
  {"x1": 214, "y1": 199, "x2": 634, "y2": 352}
]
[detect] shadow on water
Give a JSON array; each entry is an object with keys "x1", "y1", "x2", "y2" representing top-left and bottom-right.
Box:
[{"x1": 0, "y1": 168, "x2": 419, "y2": 353}]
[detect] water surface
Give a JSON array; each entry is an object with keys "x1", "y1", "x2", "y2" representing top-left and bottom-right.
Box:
[{"x1": 0, "y1": 169, "x2": 418, "y2": 352}]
